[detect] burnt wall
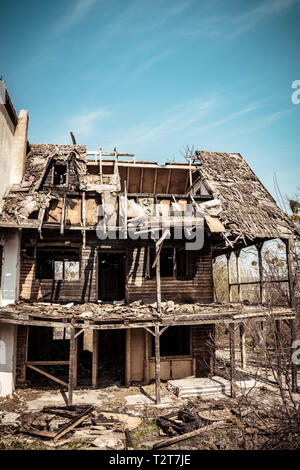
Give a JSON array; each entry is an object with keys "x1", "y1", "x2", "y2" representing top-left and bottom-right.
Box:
[{"x1": 19, "y1": 231, "x2": 213, "y2": 304}]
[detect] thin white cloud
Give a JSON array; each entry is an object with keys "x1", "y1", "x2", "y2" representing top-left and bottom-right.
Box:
[
  {"x1": 53, "y1": 0, "x2": 99, "y2": 35},
  {"x1": 115, "y1": 98, "x2": 217, "y2": 146},
  {"x1": 231, "y1": 0, "x2": 299, "y2": 36},
  {"x1": 230, "y1": 108, "x2": 296, "y2": 137},
  {"x1": 131, "y1": 49, "x2": 173, "y2": 78},
  {"x1": 68, "y1": 108, "x2": 111, "y2": 139},
  {"x1": 180, "y1": 0, "x2": 298, "y2": 39}
]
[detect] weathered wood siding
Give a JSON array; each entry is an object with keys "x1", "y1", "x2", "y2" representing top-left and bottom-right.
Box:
[
  {"x1": 126, "y1": 242, "x2": 213, "y2": 303},
  {"x1": 20, "y1": 233, "x2": 213, "y2": 304},
  {"x1": 19, "y1": 246, "x2": 97, "y2": 303}
]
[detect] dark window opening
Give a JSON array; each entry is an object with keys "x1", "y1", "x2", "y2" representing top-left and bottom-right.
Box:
[
  {"x1": 149, "y1": 248, "x2": 174, "y2": 278},
  {"x1": 36, "y1": 248, "x2": 80, "y2": 280},
  {"x1": 148, "y1": 247, "x2": 191, "y2": 279},
  {"x1": 152, "y1": 326, "x2": 190, "y2": 357},
  {"x1": 176, "y1": 249, "x2": 187, "y2": 279},
  {"x1": 53, "y1": 164, "x2": 67, "y2": 186}
]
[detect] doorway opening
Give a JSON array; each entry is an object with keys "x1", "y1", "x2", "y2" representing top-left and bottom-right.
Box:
[
  {"x1": 98, "y1": 330, "x2": 126, "y2": 386},
  {"x1": 98, "y1": 251, "x2": 125, "y2": 301}
]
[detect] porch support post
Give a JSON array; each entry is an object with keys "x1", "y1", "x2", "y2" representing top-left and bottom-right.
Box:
[
  {"x1": 229, "y1": 322, "x2": 236, "y2": 398},
  {"x1": 283, "y1": 237, "x2": 298, "y2": 392},
  {"x1": 154, "y1": 325, "x2": 161, "y2": 404},
  {"x1": 275, "y1": 320, "x2": 282, "y2": 387},
  {"x1": 156, "y1": 243, "x2": 162, "y2": 313},
  {"x1": 239, "y1": 323, "x2": 246, "y2": 370},
  {"x1": 125, "y1": 329, "x2": 131, "y2": 386},
  {"x1": 257, "y1": 242, "x2": 264, "y2": 304},
  {"x1": 226, "y1": 253, "x2": 233, "y2": 302},
  {"x1": 235, "y1": 250, "x2": 242, "y2": 302},
  {"x1": 68, "y1": 326, "x2": 75, "y2": 406},
  {"x1": 144, "y1": 329, "x2": 150, "y2": 384},
  {"x1": 92, "y1": 329, "x2": 98, "y2": 389},
  {"x1": 72, "y1": 329, "x2": 78, "y2": 388}
]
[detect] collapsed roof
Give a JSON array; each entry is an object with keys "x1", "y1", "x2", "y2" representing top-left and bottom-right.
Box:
[{"x1": 0, "y1": 144, "x2": 297, "y2": 242}]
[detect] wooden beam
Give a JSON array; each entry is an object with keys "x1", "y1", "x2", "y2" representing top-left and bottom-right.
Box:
[
  {"x1": 125, "y1": 329, "x2": 131, "y2": 386},
  {"x1": 156, "y1": 242, "x2": 162, "y2": 313},
  {"x1": 235, "y1": 250, "x2": 241, "y2": 302},
  {"x1": 166, "y1": 169, "x2": 171, "y2": 194},
  {"x1": 229, "y1": 322, "x2": 236, "y2": 398},
  {"x1": 290, "y1": 319, "x2": 297, "y2": 393},
  {"x1": 155, "y1": 325, "x2": 161, "y2": 404},
  {"x1": 257, "y1": 242, "x2": 264, "y2": 304},
  {"x1": 144, "y1": 329, "x2": 150, "y2": 384},
  {"x1": 92, "y1": 329, "x2": 98, "y2": 389},
  {"x1": 73, "y1": 329, "x2": 79, "y2": 388},
  {"x1": 26, "y1": 364, "x2": 68, "y2": 387},
  {"x1": 60, "y1": 197, "x2": 66, "y2": 236},
  {"x1": 275, "y1": 320, "x2": 282, "y2": 386},
  {"x1": 226, "y1": 253, "x2": 233, "y2": 302},
  {"x1": 152, "y1": 420, "x2": 226, "y2": 449},
  {"x1": 239, "y1": 323, "x2": 246, "y2": 369},
  {"x1": 68, "y1": 327, "x2": 75, "y2": 405},
  {"x1": 153, "y1": 168, "x2": 158, "y2": 194}
]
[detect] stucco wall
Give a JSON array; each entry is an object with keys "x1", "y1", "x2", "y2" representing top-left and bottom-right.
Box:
[
  {"x1": 0, "y1": 104, "x2": 15, "y2": 200},
  {"x1": 0, "y1": 324, "x2": 17, "y2": 396}
]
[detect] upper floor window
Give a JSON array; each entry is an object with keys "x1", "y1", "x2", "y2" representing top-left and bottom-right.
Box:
[
  {"x1": 148, "y1": 247, "x2": 191, "y2": 279},
  {"x1": 53, "y1": 164, "x2": 67, "y2": 186},
  {"x1": 36, "y1": 247, "x2": 80, "y2": 280}
]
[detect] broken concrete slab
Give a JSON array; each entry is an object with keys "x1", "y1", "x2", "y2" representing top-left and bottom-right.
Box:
[
  {"x1": 124, "y1": 394, "x2": 175, "y2": 406},
  {"x1": 167, "y1": 376, "x2": 259, "y2": 399},
  {"x1": 1, "y1": 412, "x2": 20, "y2": 424},
  {"x1": 92, "y1": 431, "x2": 124, "y2": 450}
]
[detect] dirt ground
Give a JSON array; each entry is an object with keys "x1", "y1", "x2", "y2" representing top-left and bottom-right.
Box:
[{"x1": 0, "y1": 350, "x2": 299, "y2": 451}]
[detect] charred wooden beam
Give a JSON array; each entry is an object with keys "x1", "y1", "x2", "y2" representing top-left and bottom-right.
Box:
[
  {"x1": 155, "y1": 325, "x2": 161, "y2": 404},
  {"x1": 229, "y1": 322, "x2": 236, "y2": 398},
  {"x1": 68, "y1": 327, "x2": 76, "y2": 405},
  {"x1": 92, "y1": 329, "x2": 98, "y2": 389},
  {"x1": 239, "y1": 323, "x2": 246, "y2": 370}
]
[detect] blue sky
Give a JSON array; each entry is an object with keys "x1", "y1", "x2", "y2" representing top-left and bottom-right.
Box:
[{"x1": 1, "y1": 0, "x2": 300, "y2": 204}]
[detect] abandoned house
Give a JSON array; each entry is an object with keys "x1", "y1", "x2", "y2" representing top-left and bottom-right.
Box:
[{"x1": 0, "y1": 99, "x2": 298, "y2": 403}]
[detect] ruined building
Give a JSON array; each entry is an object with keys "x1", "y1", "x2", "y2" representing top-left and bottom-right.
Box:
[{"x1": 0, "y1": 100, "x2": 298, "y2": 402}]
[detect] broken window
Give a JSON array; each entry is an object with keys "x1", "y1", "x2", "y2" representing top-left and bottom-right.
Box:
[
  {"x1": 36, "y1": 248, "x2": 80, "y2": 280},
  {"x1": 53, "y1": 164, "x2": 67, "y2": 186},
  {"x1": 152, "y1": 326, "x2": 190, "y2": 357},
  {"x1": 149, "y1": 247, "x2": 174, "y2": 278},
  {"x1": 148, "y1": 247, "x2": 191, "y2": 279}
]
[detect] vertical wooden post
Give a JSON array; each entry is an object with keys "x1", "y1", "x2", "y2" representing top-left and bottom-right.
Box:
[
  {"x1": 92, "y1": 329, "x2": 98, "y2": 389},
  {"x1": 275, "y1": 320, "x2": 282, "y2": 386},
  {"x1": 235, "y1": 250, "x2": 241, "y2": 302},
  {"x1": 257, "y1": 242, "x2": 264, "y2": 304},
  {"x1": 72, "y1": 329, "x2": 78, "y2": 388},
  {"x1": 284, "y1": 238, "x2": 298, "y2": 392},
  {"x1": 125, "y1": 329, "x2": 131, "y2": 386},
  {"x1": 229, "y1": 322, "x2": 236, "y2": 398},
  {"x1": 226, "y1": 253, "x2": 233, "y2": 302},
  {"x1": 155, "y1": 325, "x2": 161, "y2": 404},
  {"x1": 68, "y1": 327, "x2": 75, "y2": 406},
  {"x1": 290, "y1": 319, "x2": 297, "y2": 392},
  {"x1": 144, "y1": 329, "x2": 150, "y2": 384},
  {"x1": 239, "y1": 323, "x2": 246, "y2": 370},
  {"x1": 156, "y1": 243, "x2": 161, "y2": 313}
]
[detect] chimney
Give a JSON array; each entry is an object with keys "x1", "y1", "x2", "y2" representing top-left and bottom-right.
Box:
[{"x1": 10, "y1": 109, "x2": 29, "y2": 184}]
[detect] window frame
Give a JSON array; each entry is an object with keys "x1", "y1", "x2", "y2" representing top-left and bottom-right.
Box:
[{"x1": 35, "y1": 246, "x2": 81, "y2": 281}]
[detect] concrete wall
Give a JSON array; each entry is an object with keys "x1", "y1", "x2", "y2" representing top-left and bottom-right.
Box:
[
  {"x1": 0, "y1": 97, "x2": 28, "y2": 396},
  {"x1": 0, "y1": 324, "x2": 17, "y2": 396},
  {"x1": 0, "y1": 104, "x2": 15, "y2": 200},
  {"x1": 1, "y1": 230, "x2": 21, "y2": 306}
]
